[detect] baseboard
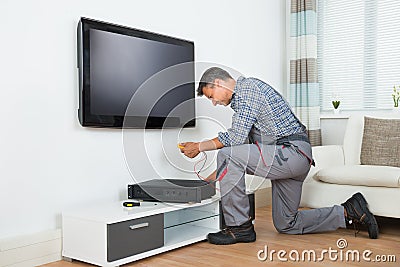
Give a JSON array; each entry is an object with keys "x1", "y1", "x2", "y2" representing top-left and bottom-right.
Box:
[{"x1": 0, "y1": 230, "x2": 62, "y2": 267}]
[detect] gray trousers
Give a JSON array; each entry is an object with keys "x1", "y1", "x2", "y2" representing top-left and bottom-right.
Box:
[{"x1": 216, "y1": 133, "x2": 346, "y2": 234}]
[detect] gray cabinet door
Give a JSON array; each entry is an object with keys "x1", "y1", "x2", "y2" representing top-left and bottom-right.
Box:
[{"x1": 107, "y1": 214, "x2": 164, "y2": 262}]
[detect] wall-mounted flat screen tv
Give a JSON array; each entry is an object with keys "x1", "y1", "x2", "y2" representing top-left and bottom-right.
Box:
[{"x1": 77, "y1": 17, "x2": 195, "y2": 128}]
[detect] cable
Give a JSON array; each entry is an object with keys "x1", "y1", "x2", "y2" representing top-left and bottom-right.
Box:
[
  {"x1": 194, "y1": 152, "x2": 207, "y2": 180},
  {"x1": 193, "y1": 151, "x2": 220, "y2": 192}
]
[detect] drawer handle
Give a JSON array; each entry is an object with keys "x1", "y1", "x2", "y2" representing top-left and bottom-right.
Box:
[{"x1": 129, "y1": 222, "x2": 149, "y2": 230}]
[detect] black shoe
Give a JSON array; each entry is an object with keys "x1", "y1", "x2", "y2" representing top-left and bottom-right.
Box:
[
  {"x1": 341, "y1": 192, "x2": 379, "y2": 239},
  {"x1": 207, "y1": 219, "x2": 256, "y2": 245}
]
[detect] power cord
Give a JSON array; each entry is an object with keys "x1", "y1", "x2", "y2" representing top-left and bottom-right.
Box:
[{"x1": 194, "y1": 151, "x2": 207, "y2": 180}]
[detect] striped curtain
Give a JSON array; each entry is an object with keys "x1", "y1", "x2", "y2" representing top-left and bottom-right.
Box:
[{"x1": 289, "y1": 0, "x2": 321, "y2": 146}]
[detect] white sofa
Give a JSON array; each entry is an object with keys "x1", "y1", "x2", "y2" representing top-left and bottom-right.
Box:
[{"x1": 300, "y1": 115, "x2": 400, "y2": 218}]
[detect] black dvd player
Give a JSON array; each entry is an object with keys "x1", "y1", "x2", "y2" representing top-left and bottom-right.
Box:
[{"x1": 128, "y1": 179, "x2": 216, "y2": 203}]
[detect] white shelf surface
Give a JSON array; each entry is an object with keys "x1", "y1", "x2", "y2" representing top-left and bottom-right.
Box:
[
  {"x1": 164, "y1": 224, "x2": 217, "y2": 247},
  {"x1": 62, "y1": 196, "x2": 220, "y2": 224}
]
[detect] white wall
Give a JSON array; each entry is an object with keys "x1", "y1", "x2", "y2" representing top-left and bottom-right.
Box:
[{"x1": 0, "y1": 0, "x2": 286, "y2": 239}]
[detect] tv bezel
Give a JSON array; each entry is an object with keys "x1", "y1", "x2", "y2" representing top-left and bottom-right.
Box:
[{"x1": 77, "y1": 17, "x2": 195, "y2": 129}]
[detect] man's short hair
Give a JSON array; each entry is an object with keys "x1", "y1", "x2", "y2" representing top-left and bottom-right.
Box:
[{"x1": 197, "y1": 67, "x2": 233, "y2": 96}]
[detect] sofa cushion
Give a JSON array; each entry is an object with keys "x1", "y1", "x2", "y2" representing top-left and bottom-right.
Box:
[
  {"x1": 361, "y1": 117, "x2": 400, "y2": 167},
  {"x1": 343, "y1": 115, "x2": 364, "y2": 165},
  {"x1": 315, "y1": 165, "x2": 400, "y2": 188}
]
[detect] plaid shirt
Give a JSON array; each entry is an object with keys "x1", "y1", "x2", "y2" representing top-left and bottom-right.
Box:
[{"x1": 218, "y1": 76, "x2": 306, "y2": 146}]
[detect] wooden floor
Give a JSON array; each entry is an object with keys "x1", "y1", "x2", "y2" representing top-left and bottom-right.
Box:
[{"x1": 44, "y1": 206, "x2": 400, "y2": 267}]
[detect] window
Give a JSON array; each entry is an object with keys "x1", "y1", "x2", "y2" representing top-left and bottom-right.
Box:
[{"x1": 317, "y1": 0, "x2": 400, "y2": 111}]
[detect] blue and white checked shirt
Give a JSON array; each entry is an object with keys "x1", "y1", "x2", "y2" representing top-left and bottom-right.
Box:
[{"x1": 218, "y1": 77, "x2": 306, "y2": 146}]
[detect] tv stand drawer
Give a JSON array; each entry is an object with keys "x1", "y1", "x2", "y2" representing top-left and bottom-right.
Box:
[{"x1": 107, "y1": 214, "x2": 164, "y2": 262}]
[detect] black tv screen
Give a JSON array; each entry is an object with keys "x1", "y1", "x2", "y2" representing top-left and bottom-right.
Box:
[{"x1": 77, "y1": 17, "x2": 195, "y2": 128}]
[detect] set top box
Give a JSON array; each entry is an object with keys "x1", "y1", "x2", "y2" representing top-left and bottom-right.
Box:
[{"x1": 128, "y1": 179, "x2": 216, "y2": 203}]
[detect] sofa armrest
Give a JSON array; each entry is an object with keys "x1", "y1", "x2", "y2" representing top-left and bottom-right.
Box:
[{"x1": 304, "y1": 145, "x2": 345, "y2": 183}]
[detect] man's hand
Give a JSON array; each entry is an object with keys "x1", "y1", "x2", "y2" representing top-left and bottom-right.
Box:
[
  {"x1": 179, "y1": 142, "x2": 200, "y2": 158},
  {"x1": 204, "y1": 170, "x2": 217, "y2": 183},
  {"x1": 179, "y1": 137, "x2": 224, "y2": 158}
]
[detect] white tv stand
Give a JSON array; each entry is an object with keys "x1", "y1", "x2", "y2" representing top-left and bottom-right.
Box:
[{"x1": 62, "y1": 197, "x2": 220, "y2": 266}]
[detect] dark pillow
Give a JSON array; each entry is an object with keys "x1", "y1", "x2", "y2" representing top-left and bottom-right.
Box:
[{"x1": 360, "y1": 117, "x2": 400, "y2": 167}]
